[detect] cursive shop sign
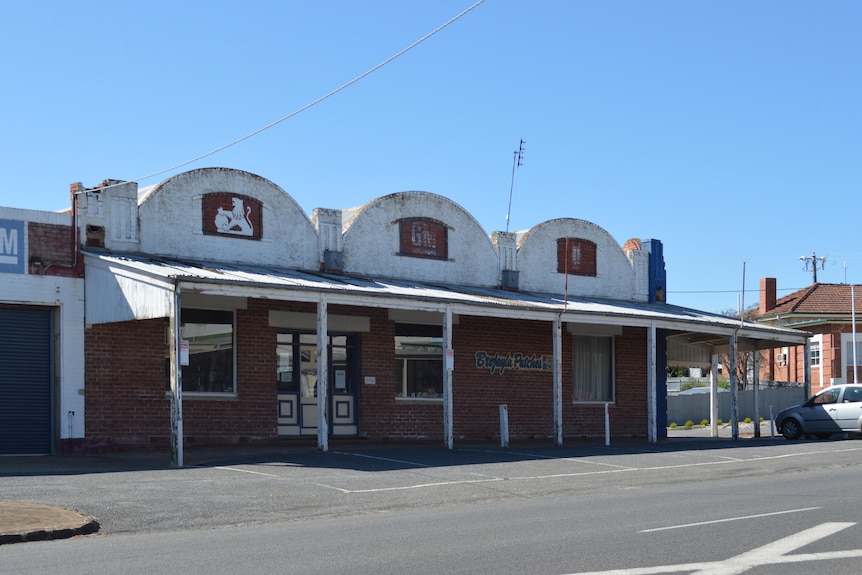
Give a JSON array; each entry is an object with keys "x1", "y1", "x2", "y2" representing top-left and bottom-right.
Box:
[{"x1": 474, "y1": 351, "x2": 553, "y2": 375}]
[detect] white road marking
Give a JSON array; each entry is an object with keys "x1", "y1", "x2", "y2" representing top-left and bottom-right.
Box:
[
  {"x1": 211, "y1": 466, "x2": 282, "y2": 478},
  {"x1": 639, "y1": 507, "x2": 822, "y2": 532},
  {"x1": 332, "y1": 451, "x2": 432, "y2": 468},
  {"x1": 566, "y1": 522, "x2": 861, "y2": 575}
]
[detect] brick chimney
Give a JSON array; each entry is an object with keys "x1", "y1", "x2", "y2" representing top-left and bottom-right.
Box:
[{"x1": 760, "y1": 277, "x2": 777, "y2": 314}]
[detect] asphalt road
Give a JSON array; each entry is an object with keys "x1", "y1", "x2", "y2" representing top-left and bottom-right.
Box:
[{"x1": 2, "y1": 436, "x2": 862, "y2": 574}]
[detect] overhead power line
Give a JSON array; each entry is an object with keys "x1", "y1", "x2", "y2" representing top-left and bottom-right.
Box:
[{"x1": 107, "y1": 0, "x2": 488, "y2": 191}]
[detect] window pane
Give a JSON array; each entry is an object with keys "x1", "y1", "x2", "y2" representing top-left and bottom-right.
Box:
[
  {"x1": 277, "y1": 333, "x2": 296, "y2": 392},
  {"x1": 572, "y1": 335, "x2": 613, "y2": 402}
]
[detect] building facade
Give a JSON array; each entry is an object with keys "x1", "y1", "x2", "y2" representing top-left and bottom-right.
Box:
[
  {"x1": 1, "y1": 168, "x2": 809, "y2": 457},
  {"x1": 756, "y1": 277, "x2": 862, "y2": 392}
]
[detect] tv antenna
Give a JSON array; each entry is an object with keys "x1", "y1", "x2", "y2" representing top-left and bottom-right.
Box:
[
  {"x1": 800, "y1": 252, "x2": 826, "y2": 283},
  {"x1": 505, "y1": 139, "x2": 525, "y2": 233}
]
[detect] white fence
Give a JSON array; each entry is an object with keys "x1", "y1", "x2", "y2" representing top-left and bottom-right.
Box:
[{"x1": 666, "y1": 387, "x2": 806, "y2": 425}]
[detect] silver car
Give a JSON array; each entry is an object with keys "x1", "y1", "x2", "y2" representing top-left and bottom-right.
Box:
[{"x1": 776, "y1": 384, "x2": 862, "y2": 440}]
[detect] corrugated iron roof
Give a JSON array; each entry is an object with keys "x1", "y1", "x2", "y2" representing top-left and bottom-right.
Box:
[{"x1": 88, "y1": 252, "x2": 809, "y2": 345}]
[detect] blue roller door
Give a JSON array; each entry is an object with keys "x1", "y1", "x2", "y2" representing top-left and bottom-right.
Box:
[{"x1": 0, "y1": 308, "x2": 53, "y2": 454}]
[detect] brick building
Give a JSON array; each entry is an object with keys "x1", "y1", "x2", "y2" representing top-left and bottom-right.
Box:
[
  {"x1": 756, "y1": 277, "x2": 862, "y2": 391},
  {"x1": 2, "y1": 168, "x2": 809, "y2": 459}
]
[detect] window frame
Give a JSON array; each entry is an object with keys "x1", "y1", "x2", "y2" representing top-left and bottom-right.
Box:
[
  {"x1": 398, "y1": 217, "x2": 449, "y2": 261},
  {"x1": 394, "y1": 324, "x2": 444, "y2": 401},
  {"x1": 557, "y1": 237, "x2": 597, "y2": 277},
  {"x1": 167, "y1": 308, "x2": 236, "y2": 398}
]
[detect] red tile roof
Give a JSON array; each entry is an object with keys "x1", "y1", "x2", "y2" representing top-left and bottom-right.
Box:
[{"x1": 762, "y1": 283, "x2": 862, "y2": 316}]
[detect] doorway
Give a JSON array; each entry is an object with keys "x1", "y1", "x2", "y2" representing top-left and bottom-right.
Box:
[{"x1": 276, "y1": 332, "x2": 359, "y2": 437}]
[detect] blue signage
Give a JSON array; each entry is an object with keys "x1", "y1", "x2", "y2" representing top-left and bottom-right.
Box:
[{"x1": 0, "y1": 219, "x2": 25, "y2": 274}]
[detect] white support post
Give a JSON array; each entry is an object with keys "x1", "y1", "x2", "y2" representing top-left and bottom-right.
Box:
[
  {"x1": 730, "y1": 333, "x2": 739, "y2": 440},
  {"x1": 553, "y1": 315, "x2": 563, "y2": 446},
  {"x1": 317, "y1": 296, "x2": 329, "y2": 451},
  {"x1": 710, "y1": 353, "x2": 719, "y2": 437},
  {"x1": 499, "y1": 404, "x2": 509, "y2": 448},
  {"x1": 803, "y1": 340, "x2": 811, "y2": 399},
  {"x1": 753, "y1": 349, "x2": 761, "y2": 438},
  {"x1": 604, "y1": 403, "x2": 611, "y2": 446},
  {"x1": 443, "y1": 305, "x2": 454, "y2": 450},
  {"x1": 647, "y1": 322, "x2": 657, "y2": 443},
  {"x1": 169, "y1": 286, "x2": 184, "y2": 468}
]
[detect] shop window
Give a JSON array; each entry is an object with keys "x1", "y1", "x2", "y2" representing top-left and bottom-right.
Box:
[
  {"x1": 166, "y1": 309, "x2": 235, "y2": 394},
  {"x1": 572, "y1": 334, "x2": 614, "y2": 403},
  {"x1": 395, "y1": 324, "x2": 443, "y2": 399},
  {"x1": 398, "y1": 218, "x2": 448, "y2": 260},
  {"x1": 557, "y1": 238, "x2": 597, "y2": 276}
]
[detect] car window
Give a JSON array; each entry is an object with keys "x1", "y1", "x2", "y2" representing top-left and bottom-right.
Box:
[
  {"x1": 812, "y1": 388, "x2": 840, "y2": 405},
  {"x1": 843, "y1": 387, "x2": 862, "y2": 403}
]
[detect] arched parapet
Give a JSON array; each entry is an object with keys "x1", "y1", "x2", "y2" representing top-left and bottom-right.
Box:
[
  {"x1": 137, "y1": 168, "x2": 318, "y2": 269},
  {"x1": 342, "y1": 191, "x2": 498, "y2": 286},
  {"x1": 516, "y1": 218, "x2": 642, "y2": 300}
]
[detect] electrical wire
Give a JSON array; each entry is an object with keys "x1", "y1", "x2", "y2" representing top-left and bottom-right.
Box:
[{"x1": 113, "y1": 0, "x2": 487, "y2": 189}]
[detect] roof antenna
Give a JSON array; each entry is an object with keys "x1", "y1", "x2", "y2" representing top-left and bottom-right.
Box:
[
  {"x1": 505, "y1": 139, "x2": 525, "y2": 233},
  {"x1": 800, "y1": 252, "x2": 826, "y2": 283}
]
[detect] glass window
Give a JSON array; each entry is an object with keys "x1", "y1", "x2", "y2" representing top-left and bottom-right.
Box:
[
  {"x1": 812, "y1": 388, "x2": 839, "y2": 405},
  {"x1": 572, "y1": 335, "x2": 614, "y2": 403},
  {"x1": 846, "y1": 340, "x2": 862, "y2": 367},
  {"x1": 167, "y1": 309, "x2": 235, "y2": 394},
  {"x1": 809, "y1": 340, "x2": 821, "y2": 367},
  {"x1": 277, "y1": 332, "x2": 356, "y2": 396},
  {"x1": 395, "y1": 325, "x2": 443, "y2": 399}
]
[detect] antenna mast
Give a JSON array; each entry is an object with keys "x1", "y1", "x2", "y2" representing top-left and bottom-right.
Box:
[
  {"x1": 505, "y1": 139, "x2": 525, "y2": 233},
  {"x1": 800, "y1": 252, "x2": 826, "y2": 283}
]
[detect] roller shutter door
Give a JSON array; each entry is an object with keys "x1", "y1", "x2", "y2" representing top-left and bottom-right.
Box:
[{"x1": 0, "y1": 308, "x2": 53, "y2": 454}]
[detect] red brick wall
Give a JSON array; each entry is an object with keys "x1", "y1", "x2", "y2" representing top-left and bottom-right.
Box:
[
  {"x1": 27, "y1": 222, "x2": 83, "y2": 278},
  {"x1": 83, "y1": 299, "x2": 651, "y2": 450}
]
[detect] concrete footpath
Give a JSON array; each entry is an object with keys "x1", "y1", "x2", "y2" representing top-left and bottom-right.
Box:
[{"x1": 0, "y1": 423, "x2": 781, "y2": 545}]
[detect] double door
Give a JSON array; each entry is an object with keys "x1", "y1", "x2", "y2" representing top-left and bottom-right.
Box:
[{"x1": 277, "y1": 332, "x2": 358, "y2": 437}]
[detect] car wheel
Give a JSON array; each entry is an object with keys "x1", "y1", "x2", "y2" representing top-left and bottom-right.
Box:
[
  {"x1": 781, "y1": 419, "x2": 803, "y2": 440},
  {"x1": 815, "y1": 433, "x2": 832, "y2": 439}
]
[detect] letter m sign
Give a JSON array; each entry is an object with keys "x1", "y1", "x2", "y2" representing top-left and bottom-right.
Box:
[{"x1": 0, "y1": 219, "x2": 25, "y2": 274}]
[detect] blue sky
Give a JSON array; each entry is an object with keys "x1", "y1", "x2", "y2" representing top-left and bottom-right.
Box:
[{"x1": 2, "y1": 1, "x2": 860, "y2": 313}]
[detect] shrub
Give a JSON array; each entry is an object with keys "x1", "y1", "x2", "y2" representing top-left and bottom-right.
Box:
[
  {"x1": 743, "y1": 417, "x2": 752, "y2": 424},
  {"x1": 717, "y1": 419, "x2": 723, "y2": 425},
  {"x1": 700, "y1": 419, "x2": 709, "y2": 426},
  {"x1": 684, "y1": 420, "x2": 694, "y2": 428},
  {"x1": 669, "y1": 422, "x2": 677, "y2": 428}
]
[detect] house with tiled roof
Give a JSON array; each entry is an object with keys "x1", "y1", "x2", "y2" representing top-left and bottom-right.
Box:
[{"x1": 756, "y1": 277, "x2": 862, "y2": 391}]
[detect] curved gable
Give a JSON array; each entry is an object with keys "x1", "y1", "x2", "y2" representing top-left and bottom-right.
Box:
[
  {"x1": 138, "y1": 168, "x2": 318, "y2": 269},
  {"x1": 342, "y1": 191, "x2": 498, "y2": 286},
  {"x1": 517, "y1": 218, "x2": 636, "y2": 299}
]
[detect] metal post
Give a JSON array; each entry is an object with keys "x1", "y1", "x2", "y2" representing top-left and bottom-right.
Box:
[
  {"x1": 604, "y1": 403, "x2": 611, "y2": 446},
  {"x1": 730, "y1": 333, "x2": 739, "y2": 440}
]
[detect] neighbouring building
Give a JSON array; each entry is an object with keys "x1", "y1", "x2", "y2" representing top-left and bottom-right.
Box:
[
  {"x1": 1, "y1": 168, "x2": 810, "y2": 459},
  {"x1": 756, "y1": 277, "x2": 862, "y2": 392}
]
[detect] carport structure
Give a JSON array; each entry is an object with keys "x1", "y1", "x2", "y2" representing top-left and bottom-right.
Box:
[{"x1": 85, "y1": 252, "x2": 810, "y2": 467}]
